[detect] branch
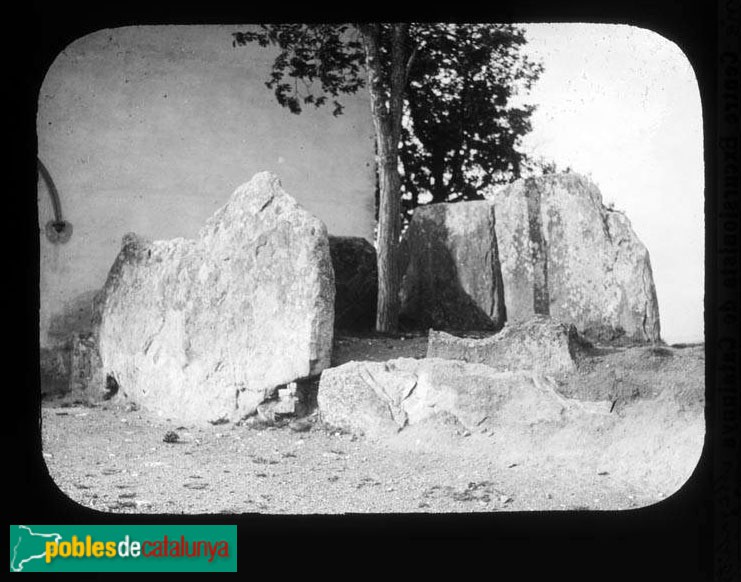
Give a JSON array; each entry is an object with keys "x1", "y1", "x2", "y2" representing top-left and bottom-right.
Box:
[
  {"x1": 404, "y1": 45, "x2": 418, "y2": 86},
  {"x1": 358, "y1": 23, "x2": 389, "y2": 124}
]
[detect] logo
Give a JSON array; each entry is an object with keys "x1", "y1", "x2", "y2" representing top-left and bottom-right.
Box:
[{"x1": 9, "y1": 525, "x2": 237, "y2": 572}]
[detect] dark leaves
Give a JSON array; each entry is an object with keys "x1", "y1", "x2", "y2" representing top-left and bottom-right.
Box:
[
  {"x1": 233, "y1": 24, "x2": 366, "y2": 116},
  {"x1": 399, "y1": 23, "x2": 543, "y2": 227}
]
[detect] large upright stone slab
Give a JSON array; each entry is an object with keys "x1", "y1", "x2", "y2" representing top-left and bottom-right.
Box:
[
  {"x1": 328, "y1": 236, "x2": 377, "y2": 331},
  {"x1": 399, "y1": 201, "x2": 506, "y2": 331},
  {"x1": 492, "y1": 173, "x2": 660, "y2": 343},
  {"x1": 94, "y1": 172, "x2": 335, "y2": 423}
]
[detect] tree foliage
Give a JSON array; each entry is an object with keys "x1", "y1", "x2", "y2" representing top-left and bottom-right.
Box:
[
  {"x1": 233, "y1": 23, "x2": 542, "y2": 227},
  {"x1": 399, "y1": 24, "x2": 543, "y2": 225},
  {"x1": 233, "y1": 25, "x2": 366, "y2": 116}
]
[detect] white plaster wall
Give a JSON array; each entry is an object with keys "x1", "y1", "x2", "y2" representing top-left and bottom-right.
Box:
[{"x1": 37, "y1": 25, "x2": 376, "y2": 347}]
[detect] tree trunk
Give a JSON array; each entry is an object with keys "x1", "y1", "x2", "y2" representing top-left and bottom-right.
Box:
[
  {"x1": 430, "y1": 151, "x2": 447, "y2": 203},
  {"x1": 359, "y1": 23, "x2": 408, "y2": 334},
  {"x1": 375, "y1": 132, "x2": 402, "y2": 332}
]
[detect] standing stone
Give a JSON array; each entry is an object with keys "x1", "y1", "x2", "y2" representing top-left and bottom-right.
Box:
[
  {"x1": 426, "y1": 316, "x2": 587, "y2": 378},
  {"x1": 399, "y1": 201, "x2": 506, "y2": 331},
  {"x1": 94, "y1": 172, "x2": 335, "y2": 423},
  {"x1": 328, "y1": 236, "x2": 378, "y2": 331},
  {"x1": 492, "y1": 173, "x2": 660, "y2": 343}
]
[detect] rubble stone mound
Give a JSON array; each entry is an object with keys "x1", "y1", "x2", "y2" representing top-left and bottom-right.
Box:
[
  {"x1": 328, "y1": 236, "x2": 378, "y2": 331},
  {"x1": 427, "y1": 316, "x2": 587, "y2": 378},
  {"x1": 318, "y1": 357, "x2": 608, "y2": 438},
  {"x1": 491, "y1": 172, "x2": 660, "y2": 343},
  {"x1": 399, "y1": 200, "x2": 506, "y2": 332},
  {"x1": 94, "y1": 172, "x2": 335, "y2": 423}
]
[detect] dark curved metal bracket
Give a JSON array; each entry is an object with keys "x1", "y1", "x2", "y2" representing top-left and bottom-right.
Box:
[{"x1": 37, "y1": 158, "x2": 73, "y2": 243}]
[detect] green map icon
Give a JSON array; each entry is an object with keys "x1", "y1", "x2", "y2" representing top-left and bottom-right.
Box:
[{"x1": 10, "y1": 525, "x2": 63, "y2": 572}]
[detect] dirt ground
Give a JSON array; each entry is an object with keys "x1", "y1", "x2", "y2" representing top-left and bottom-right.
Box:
[{"x1": 40, "y1": 333, "x2": 705, "y2": 514}]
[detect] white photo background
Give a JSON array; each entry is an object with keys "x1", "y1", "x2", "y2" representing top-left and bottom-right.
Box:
[{"x1": 517, "y1": 23, "x2": 704, "y2": 345}]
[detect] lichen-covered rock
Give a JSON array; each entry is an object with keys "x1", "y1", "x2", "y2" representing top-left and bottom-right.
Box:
[
  {"x1": 95, "y1": 172, "x2": 335, "y2": 423},
  {"x1": 426, "y1": 316, "x2": 588, "y2": 378},
  {"x1": 491, "y1": 173, "x2": 660, "y2": 343},
  {"x1": 318, "y1": 357, "x2": 587, "y2": 438},
  {"x1": 328, "y1": 236, "x2": 377, "y2": 331},
  {"x1": 399, "y1": 201, "x2": 506, "y2": 332}
]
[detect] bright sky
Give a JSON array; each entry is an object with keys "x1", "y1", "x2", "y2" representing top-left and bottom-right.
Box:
[{"x1": 516, "y1": 23, "x2": 704, "y2": 345}]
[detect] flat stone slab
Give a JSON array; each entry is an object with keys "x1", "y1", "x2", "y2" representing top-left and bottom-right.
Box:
[
  {"x1": 318, "y1": 357, "x2": 609, "y2": 438},
  {"x1": 426, "y1": 316, "x2": 585, "y2": 377}
]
